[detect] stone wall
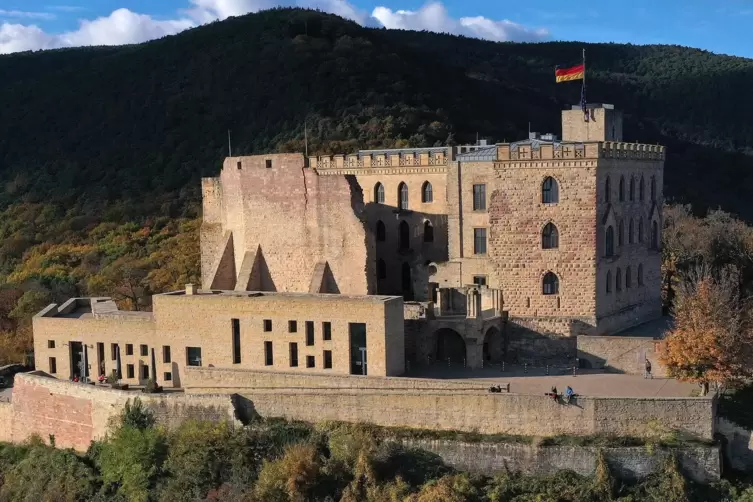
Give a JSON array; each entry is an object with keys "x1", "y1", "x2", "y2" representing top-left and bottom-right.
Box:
[
  {"x1": 182, "y1": 368, "x2": 714, "y2": 440},
  {"x1": 399, "y1": 439, "x2": 720, "y2": 483},
  {"x1": 717, "y1": 418, "x2": 753, "y2": 472},
  {"x1": 578, "y1": 335, "x2": 667, "y2": 376},
  {"x1": 9, "y1": 372, "x2": 237, "y2": 451},
  {"x1": 0, "y1": 402, "x2": 12, "y2": 443}
]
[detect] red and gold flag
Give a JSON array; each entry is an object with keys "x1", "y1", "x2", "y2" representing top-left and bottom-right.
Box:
[{"x1": 555, "y1": 63, "x2": 585, "y2": 83}]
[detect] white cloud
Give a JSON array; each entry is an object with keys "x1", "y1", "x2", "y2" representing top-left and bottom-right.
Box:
[
  {"x1": 0, "y1": 0, "x2": 548, "y2": 55},
  {"x1": 373, "y1": 2, "x2": 549, "y2": 42},
  {"x1": 0, "y1": 9, "x2": 56, "y2": 20}
]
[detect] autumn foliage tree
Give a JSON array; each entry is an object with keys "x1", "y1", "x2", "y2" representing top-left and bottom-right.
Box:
[{"x1": 660, "y1": 266, "x2": 753, "y2": 393}]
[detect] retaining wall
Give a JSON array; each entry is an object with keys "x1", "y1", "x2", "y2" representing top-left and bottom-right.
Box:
[{"x1": 577, "y1": 335, "x2": 667, "y2": 376}]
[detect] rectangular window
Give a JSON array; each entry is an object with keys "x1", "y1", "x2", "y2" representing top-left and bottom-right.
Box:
[
  {"x1": 49, "y1": 357, "x2": 57, "y2": 374},
  {"x1": 288, "y1": 320, "x2": 297, "y2": 333},
  {"x1": 163, "y1": 346, "x2": 171, "y2": 363},
  {"x1": 264, "y1": 341, "x2": 273, "y2": 366},
  {"x1": 126, "y1": 364, "x2": 135, "y2": 379},
  {"x1": 111, "y1": 343, "x2": 117, "y2": 361},
  {"x1": 186, "y1": 347, "x2": 202, "y2": 367},
  {"x1": 263, "y1": 319, "x2": 272, "y2": 332},
  {"x1": 305, "y1": 321, "x2": 315, "y2": 346},
  {"x1": 232, "y1": 318, "x2": 241, "y2": 364},
  {"x1": 142, "y1": 365, "x2": 149, "y2": 379},
  {"x1": 473, "y1": 228, "x2": 487, "y2": 255},
  {"x1": 473, "y1": 275, "x2": 487, "y2": 287},
  {"x1": 322, "y1": 322, "x2": 332, "y2": 341},
  {"x1": 289, "y1": 342, "x2": 298, "y2": 367},
  {"x1": 323, "y1": 350, "x2": 332, "y2": 369},
  {"x1": 306, "y1": 355, "x2": 315, "y2": 368},
  {"x1": 140, "y1": 344, "x2": 148, "y2": 357},
  {"x1": 47, "y1": 340, "x2": 55, "y2": 349},
  {"x1": 164, "y1": 372, "x2": 172, "y2": 381},
  {"x1": 126, "y1": 344, "x2": 133, "y2": 356},
  {"x1": 473, "y1": 184, "x2": 486, "y2": 211},
  {"x1": 349, "y1": 322, "x2": 368, "y2": 376},
  {"x1": 265, "y1": 159, "x2": 273, "y2": 169},
  {"x1": 97, "y1": 342, "x2": 105, "y2": 367}
]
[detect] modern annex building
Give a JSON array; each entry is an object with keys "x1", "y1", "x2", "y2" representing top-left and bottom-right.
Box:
[{"x1": 34, "y1": 103, "x2": 664, "y2": 385}]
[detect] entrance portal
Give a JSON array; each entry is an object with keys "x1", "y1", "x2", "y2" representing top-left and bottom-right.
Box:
[
  {"x1": 349, "y1": 323, "x2": 367, "y2": 375},
  {"x1": 402, "y1": 262, "x2": 414, "y2": 300},
  {"x1": 69, "y1": 341, "x2": 89, "y2": 380},
  {"x1": 483, "y1": 326, "x2": 504, "y2": 363},
  {"x1": 435, "y1": 328, "x2": 466, "y2": 365}
]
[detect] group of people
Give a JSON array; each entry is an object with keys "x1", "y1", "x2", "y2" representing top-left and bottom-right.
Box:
[{"x1": 550, "y1": 385, "x2": 576, "y2": 404}]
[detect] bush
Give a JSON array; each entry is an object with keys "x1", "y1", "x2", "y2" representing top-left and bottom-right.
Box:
[
  {"x1": 254, "y1": 443, "x2": 324, "y2": 502},
  {"x1": 142, "y1": 378, "x2": 162, "y2": 394},
  {"x1": 119, "y1": 398, "x2": 155, "y2": 430}
]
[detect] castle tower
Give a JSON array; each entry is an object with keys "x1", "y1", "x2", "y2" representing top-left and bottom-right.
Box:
[{"x1": 562, "y1": 103, "x2": 623, "y2": 142}]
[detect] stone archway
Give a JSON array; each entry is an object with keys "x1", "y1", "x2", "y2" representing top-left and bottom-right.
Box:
[
  {"x1": 482, "y1": 326, "x2": 504, "y2": 363},
  {"x1": 435, "y1": 328, "x2": 466, "y2": 365}
]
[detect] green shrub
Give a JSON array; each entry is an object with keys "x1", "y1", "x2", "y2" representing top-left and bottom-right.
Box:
[{"x1": 119, "y1": 398, "x2": 156, "y2": 430}]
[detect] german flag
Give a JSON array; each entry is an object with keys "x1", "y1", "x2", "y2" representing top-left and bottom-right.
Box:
[{"x1": 555, "y1": 63, "x2": 585, "y2": 83}]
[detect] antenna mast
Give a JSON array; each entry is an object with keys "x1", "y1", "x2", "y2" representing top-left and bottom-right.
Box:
[{"x1": 227, "y1": 129, "x2": 232, "y2": 157}]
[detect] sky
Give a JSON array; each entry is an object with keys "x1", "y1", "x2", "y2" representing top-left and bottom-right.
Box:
[{"x1": 0, "y1": 0, "x2": 751, "y2": 57}]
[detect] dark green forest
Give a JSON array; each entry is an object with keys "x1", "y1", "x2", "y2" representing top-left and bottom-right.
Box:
[{"x1": 0, "y1": 8, "x2": 752, "y2": 362}]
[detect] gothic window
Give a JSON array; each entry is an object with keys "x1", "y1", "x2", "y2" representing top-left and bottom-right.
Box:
[
  {"x1": 626, "y1": 266, "x2": 632, "y2": 288},
  {"x1": 542, "y1": 177, "x2": 559, "y2": 203},
  {"x1": 542, "y1": 272, "x2": 559, "y2": 295},
  {"x1": 423, "y1": 221, "x2": 434, "y2": 242},
  {"x1": 638, "y1": 264, "x2": 644, "y2": 285},
  {"x1": 377, "y1": 259, "x2": 387, "y2": 279},
  {"x1": 398, "y1": 220, "x2": 410, "y2": 250},
  {"x1": 651, "y1": 176, "x2": 657, "y2": 202},
  {"x1": 374, "y1": 183, "x2": 385, "y2": 204},
  {"x1": 605, "y1": 176, "x2": 611, "y2": 203},
  {"x1": 638, "y1": 218, "x2": 644, "y2": 243},
  {"x1": 651, "y1": 220, "x2": 659, "y2": 250},
  {"x1": 629, "y1": 219, "x2": 634, "y2": 244},
  {"x1": 618, "y1": 220, "x2": 624, "y2": 246},
  {"x1": 398, "y1": 182, "x2": 409, "y2": 210},
  {"x1": 619, "y1": 176, "x2": 625, "y2": 202},
  {"x1": 629, "y1": 177, "x2": 635, "y2": 201},
  {"x1": 542, "y1": 222, "x2": 559, "y2": 249},
  {"x1": 606, "y1": 270, "x2": 612, "y2": 293},
  {"x1": 605, "y1": 225, "x2": 615, "y2": 257},
  {"x1": 616, "y1": 268, "x2": 622, "y2": 291},
  {"x1": 421, "y1": 181, "x2": 433, "y2": 203},
  {"x1": 639, "y1": 176, "x2": 645, "y2": 201},
  {"x1": 376, "y1": 220, "x2": 386, "y2": 242}
]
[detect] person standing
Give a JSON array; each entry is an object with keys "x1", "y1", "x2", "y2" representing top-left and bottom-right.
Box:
[{"x1": 644, "y1": 358, "x2": 653, "y2": 379}]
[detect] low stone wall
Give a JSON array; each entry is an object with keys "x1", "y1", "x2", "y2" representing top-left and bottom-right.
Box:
[
  {"x1": 399, "y1": 439, "x2": 721, "y2": 483},
  {"x1": 717, "y1": 418, "x2": 753, "y2": 472},
  {"x1": 0, "y1": 402, "x2": 12, "y2": 443},
  {"x1": 183, "y1": 366, "x2": 491, "y2": 391},
  {"x1": 9, "y1": 372, "x2": 238, "y2": 451},
  {"x1": 578, "y1": 335, "x2": 667, "y2": 377}
]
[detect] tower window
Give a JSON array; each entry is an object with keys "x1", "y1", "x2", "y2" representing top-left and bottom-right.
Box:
[
  {"x1": 618, "y1": 220, "x2": 624, "y2": 246},
  {"x1": 473, "y1": 228, "x2": 487, "y2": 255},
  {"x1": 542, "y1": 272, "x2": 559, "y2": 295},
  {"x1": 651, "y1": 176, "x2": 657, "y2": 202},
  {"x1": 542, "y1": 177, "x2": 559, "y2": 204},
  {"x1": 606, "y1": 271, "x2": 612, "y2": 294},
  {"x1": 616, "y1": 268, "x2": 622, "y2": 292},
  {"x1": 605, "y1": 176, "x2": 611, "y2": 203},
  {"x1": 619, "y1": 176, "x2": 625, "y2": 202},
  {"x1": 398, "y1": 182, "x2": 409, "y2": 210},
  {"x1": 605, "y1": 226, "x2": 615, "y2": 257},
  {"x1": 374, "y1": 183, "x2": 385, "y2": 204},
  {"x1": 421, "y1": 181, "x2": 433, "y2": 203},
  {"x1": 423, "y1": 221, "x2": 434, "y2": 242},
  {"x1": 377, "y1": 259, "x2": 387, "y2": 279},
  {"x1": 542, "y1": 222, "x2": 559, "y2": 249},
  {"x1": 473, "y1": 184, "x2": 486, "y2": 211},
  {"x1": 629, "y1": 177, "x2": 635, "y2": 201},
  {"x1": 639, "y1": 176, "x2": 645, "y2": 201},
  {"x1": 376, "y1": 220, "x2": 386, "y2": 242},
  {"x1": 398, "y1": 220, "x2": 410, "y2": 250},
  {"x1": 638, "y1": 218, "x2": 644, "y2": 243},
  {"x1": 651, "y1": 220, "x2": 659, "y2": 250},
  {"x1": 638, "y1": 264, "x2": 644, "y2": 286},
  {"x1": 265, "y1": 159, "x2": 272, "y2": 169},
  {"x1": 626, "y1": 266, "x2": 632, "y2": 288},
  {"x1": 629, "y1": 219, "x2": 634, "y2": 244}
]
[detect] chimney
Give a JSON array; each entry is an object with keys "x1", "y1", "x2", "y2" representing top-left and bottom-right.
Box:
[{"x1": 186, "y1": 284, "x2": 198, "y2": 295}]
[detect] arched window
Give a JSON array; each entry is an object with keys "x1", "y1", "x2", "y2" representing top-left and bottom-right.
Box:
[
  {"x1": 638, "y1": 264, "x2": 644, "y2": 285},
  {"x1": 639, "y1": 176, "x2": 645, "y2": 201},
  {"x1": 542, "y1": 272, "x2": 559, "y2": 295},
  {"x1": 628, "y1": 219, "x2": 634, "y2": 244},
  {"x1": 376, "y1": 220, "x2": 386, "y2": 242},
  {"x1": 638, "y1": 218, "x2": 644, "y2": 243},
  {"x1": 542, "y1": 222, "x2": 559, "y2": 249},
  {"x1": 626, "y1": 266, "x2": 632, "y2": 288},
  {"x1": 618, "y1": 220, "x2": 624, "y2": 246},
  {"x1": 605, "y1": 176, "x2": 611, "y2": 203},
  {"x1": 629, "y1": 177, "x2": 635, "y2": 201},
  {"x1": 605, "y1": 225, "x2": 615, "y2": 257},
  {"x1": 606, "y1": 270, "x2": 612, "y2": 294},
  {"x1": 651, "y1": 176, "x2": 657, "y2": 202},
  {"x1": 616, "y1": 268, "x2": 622, "y2": 291},
  {"x1": 651, "y1": 220, "x2": 659, "y2": 250},
  {"x1": 423, "y1": 221, "x2": 434, "y2": 242},
  {"x1": 398, "y1": 220, "x2": 410, "y2": 250},
  {"x1": 619, "y1": 176, "x2": 625, "y2": 202},
  {"x1": 374, "y1": 183, "x2": 385, "y2": 204},
  {"x1": 377, "y1": 259, "x2": 387, "y2": 279},
  {"x1": 421, "y1": 181, "x2": 433, "y2": 203},
  {"x1": 542, "y1": 177, "x2": 559, "y2": 204},
  {"x1": 398, "y1": 182, "x2": 409, "y2": 210}
]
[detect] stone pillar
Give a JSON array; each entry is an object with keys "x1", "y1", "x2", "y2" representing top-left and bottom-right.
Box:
[
  {"x1": 435, "y1": 288, "x2": 443, "y2": 317},
  {"x1": 475, "y1": 291, "x2": 482, "y2": 319},
  {"x1": 465, "y1": 339, "x2": 484, "y2": 369},
  {"x1": 466, "y1": 289, "x2": 477, "y2": 319}
]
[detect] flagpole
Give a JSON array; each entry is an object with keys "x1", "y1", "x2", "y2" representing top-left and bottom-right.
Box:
[{"x1": 582, "y1": 48, "x2": 588, "y2": 122}]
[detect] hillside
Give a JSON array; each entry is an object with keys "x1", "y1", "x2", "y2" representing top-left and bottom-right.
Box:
[{"x1": 0, "y1": 8, "x2": 752, "y2": 361}]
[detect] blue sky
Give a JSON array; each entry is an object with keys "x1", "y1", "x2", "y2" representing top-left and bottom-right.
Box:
[{"x1": 1, "y1": 0, "x2": 751, "y2": 57}]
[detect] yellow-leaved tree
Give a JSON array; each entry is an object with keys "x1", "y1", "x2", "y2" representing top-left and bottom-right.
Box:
[{"x1": 660, "y1": 266, "x2": 753, "y2": 394}]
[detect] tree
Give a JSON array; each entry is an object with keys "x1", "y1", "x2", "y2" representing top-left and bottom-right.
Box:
[
  {"x1": 87, "y1": 256, "x2": 152, "y2": 311},
  {"x1": 660, "y1": 266, "x2": 753, "y2": 393}
]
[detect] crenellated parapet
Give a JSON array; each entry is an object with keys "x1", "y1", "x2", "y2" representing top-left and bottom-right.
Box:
[
  {"x1": 310, "y1": 147, "x2": 451, "y2": 171},
  {"x1": 496, "y1": 141, "x2": 665, "y2": 162}
]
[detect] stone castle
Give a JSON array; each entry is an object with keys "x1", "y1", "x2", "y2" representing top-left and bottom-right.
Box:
[{"x1": 33, "y1": 102, "x2": 663, "y2": 387}]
